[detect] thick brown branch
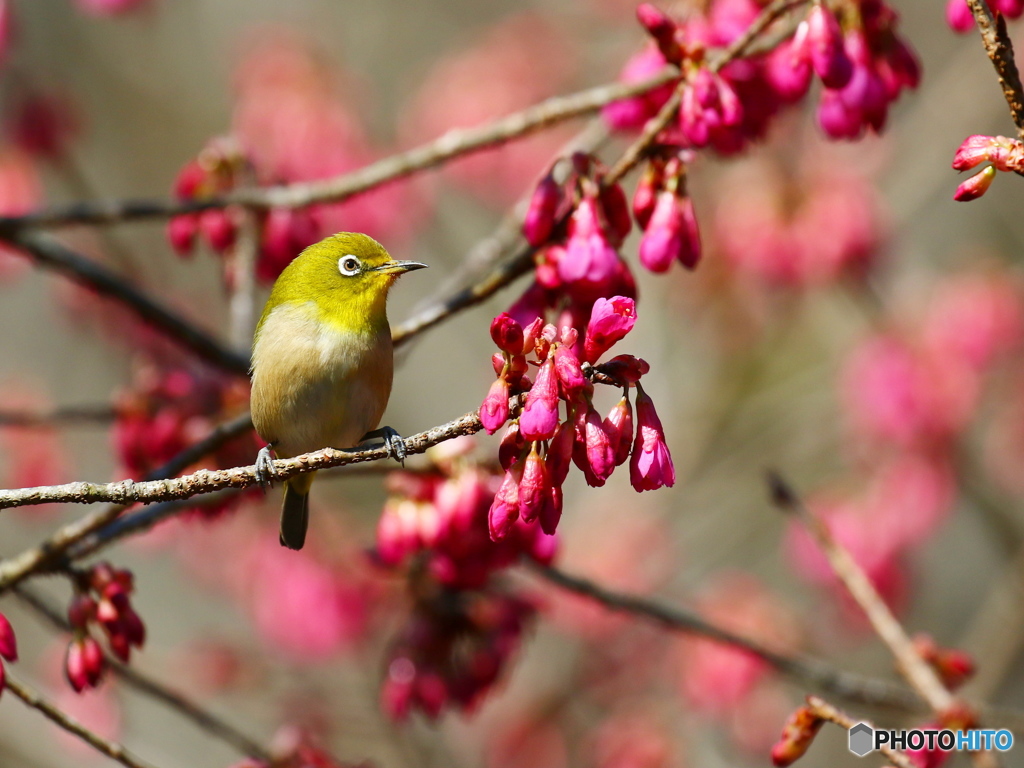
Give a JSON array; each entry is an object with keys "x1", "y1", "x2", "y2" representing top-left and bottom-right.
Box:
[
  {"x1": 0, "y1": 405, "x2": 117, "y2": 427},
  {"x1": 6, "y1": 230, "x2": 250, "y2": 377},
  {"x1": 966, "y1": 0, "x2": 1024, "y2": 137},
  {"x1": 4, "y1": 674, "x2": 159, "y2": 768},
  {"x1": 14, "y1": 585, "x2": 272, "y2": 762},
  {"x1": 532, "y1": 563, "x2": 923, "y2": 711}
]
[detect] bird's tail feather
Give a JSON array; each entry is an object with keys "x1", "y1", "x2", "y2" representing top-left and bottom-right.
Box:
[{"x1": 280, "y1": 472, "x2": 315, "y2": 550}]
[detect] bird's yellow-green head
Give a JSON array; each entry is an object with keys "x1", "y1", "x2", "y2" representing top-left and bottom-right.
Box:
[{"x1": 256, "y1": 232, "x2": 426, "y2": 338}]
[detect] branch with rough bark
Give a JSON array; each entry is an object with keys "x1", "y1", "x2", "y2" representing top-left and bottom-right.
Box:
[
  {"x1": 966, "y1": 0, "x2": 1024, "y2": 137},
  {"x1": 804, "y1": 696, "x2": 916, "y2": 768}
]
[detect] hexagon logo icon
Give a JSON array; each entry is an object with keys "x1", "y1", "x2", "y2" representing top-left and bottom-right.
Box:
[{"x1": 849, "y1": 722, "x2": 874, "y2": 757}]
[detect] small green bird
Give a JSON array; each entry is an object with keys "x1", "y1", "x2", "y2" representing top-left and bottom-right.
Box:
[{"x1": 250, "y1": 232, "x2": 426, "y2": 550}]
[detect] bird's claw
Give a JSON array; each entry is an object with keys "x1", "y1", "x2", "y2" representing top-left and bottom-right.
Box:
[
  {"x1": 255, "y1": 445, "x2": 280, "y2": 490},
  {"x1": 364, "y1": 426, "x2": 407, "y2": 465}
]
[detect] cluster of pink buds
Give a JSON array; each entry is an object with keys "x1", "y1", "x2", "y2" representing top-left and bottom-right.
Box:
[
  {"x1": 770, "y1": 704, "x2": 824, "y2": 767},
  {"x1": 947, "y1": 0, "x2": 1022, "y2": 33},
  {"x1": 522, "y1": 153, "x2": 635, "y2": 307},
  {"x1": 773, "y1": 1, "x2": 920, "y2": 139},
  {"x1": 481, "y1": 299, "x2": 674, "y2": 541},
  {"x1": 951, "y1": 134, "x2": 1024, "y2": 201},
  {"x1": 114, "y1": 363, "x2": 255, "y2": 484},
  {"x1": 634, "y1": 154, "x2": 701, "y2": 273},
  {"x1": 381, "y1": 588, "x2": 534, "y2": 720},
  {"x1": 375, "y1": 439, "x2": 556, "y2": 590},
  {"x1": 0, "y1": 612, "x2": 17, "y2": 694},
  {"x1": 65, "y1": 562, "x2": 145, "y2": 691},
  {"x1": 166, "y1": 139, "x2": 321, "y2": 284},
  {"x1": 167, "y1": 140, "x2": 243, "y2": 259}
]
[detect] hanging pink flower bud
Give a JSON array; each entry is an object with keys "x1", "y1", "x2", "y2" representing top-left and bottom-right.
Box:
[
  {"x1": 770, "y1": 705, "x2": 825, "y2": 767},
  {"x1": 65, "y1": 636, "x2": 105, "y2": 692},
  {"x1": 0, "y1": 613, "x2": 16, "y2": 662},
  {"x1": 491, "y1": 313, "x2": 524, "y2": 354},
  {"x1": 636, "y1": 3, "x2": 684, "y2": 64},
  {"x1": 523, "y1": 173, "x2": 562, "y2": 247},
  {"x1": 199, "y1": 210, "x2": 236, "y2": 253},
  {"x1": 519, "y1": 357, "x2": 560, "y2": 441},
  {"x1": 633, "y1": 164, "x2": 663, "y2": 229},
  {"x1": 599, "y1": 182, "x2": 633, "y2": 243},
  {"x1": 489, "y1": 462, "x2": 524, "y2": 541},
  {"x1": 108, "y1": 628, "x2": 131, "y2": 663},
  {"x1": 480, "y1": 378, "x2": 511, "y2": 434},
  {"x1": 807, "y1": 4, "x2": 852, "y2": 89},
  {"x1": 947, "y1": 0, "x2": 975, "y2": 31},
  {"x1": 817, "y1": 87, "x2": 861, "y2": 140},
  {"x1": 518, "y1": 446, "x2": 550, "y2": 523},
  {"x1": 766, "y1": 23, "x2": 813, "y2": 101},
  {"x1": 954, "y1": 166, "x2": 996, "y2": 201},
  {"x1": 167, "y1": 215, "x2": 198, "y2": 257},
  {"x1": 546, "y1": 419, "x2": 575, "y2": 487},
  {"x1": 559, "y1": 197, "x2": 619, "y2": 286},
  {"x1": 573, "y1": 404, "x2": 616, "y2": 487},
  {"x1": 603, "y1": 395, "x2": 634, "y2": 466},
  {"x1": 630, "y1": 388, "x2": 675, "y2": 491},
  {"x1": 953, "y1": 135, "x2": 1000, "y2": 171},
  {"x1": 499, "y1": 422, "x2": 525, "y2": 471},
  {"x1": 599, "y1": 354, "x2": 651, "y2": 384},
  {"x1": 584, "y1": 296, "x2": 637, "y2": 363},
  {"x1": 121, "y1": 607, "x2": 146, "y2": 648},
  {"x1": 553, "y1": 344, "x2": 586, "y2": 397},
  {"x1": 540, "y1": 486, "x2": 563, "y2": 535},
  {"x1": 639, "y1": 191, "x2": 701, "y2": 272},
  {"x1": 68, "y1": 594, "x2": 97, "y2": 629}
]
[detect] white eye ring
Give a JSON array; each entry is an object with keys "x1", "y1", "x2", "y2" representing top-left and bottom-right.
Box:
[{"x1": 338, "y1": 255, "x2": 361, "y2": 276}]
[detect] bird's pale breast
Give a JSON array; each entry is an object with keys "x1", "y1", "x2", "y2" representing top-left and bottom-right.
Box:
[{"x1": 250, "y1": 301, "x2": 394, "y2": 458}]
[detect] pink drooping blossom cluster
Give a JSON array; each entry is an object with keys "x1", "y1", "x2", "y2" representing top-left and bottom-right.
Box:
[
  {"x1": 64, "y1": 563, "x2": 145, "y2": 692},
  {"x1": 376, "y1": 439, "x2": 556, "y2": 590},
  {"x1": 950, "y1": 134, "x2": 1024, "y2": 201},
  {"x1": 789, "y1": 273, "x2": 1024, "y2": 617},
  {"x1": 713, "y1": 150, "x2": 881, "y2": 288},
  {"x1": 481, "y1": 300, "x2": 674, "y2": 540},
  {"x1": 606, "y1": 0, "x2": 919, "y2": 147},
  {"x1": 946, "y1": 0, "x2": 1022, "y2": 33},
  {"x1": 381, "y1": 588, "x2": 535, "y2": 721},
  {"x1": 113, "y1": 362, "x2": 255, "y2": 482},
  {"x1": 519, "y1": 153, "x2": 636, "y2": 324},
  {"x1": 634, "y1": 154, "x2": 702, "y2": 273}
]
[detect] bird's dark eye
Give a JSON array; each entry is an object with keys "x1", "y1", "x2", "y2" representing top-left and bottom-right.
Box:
[{"x1": 338, "y1": 255, "x2": 361, "y2": 276}]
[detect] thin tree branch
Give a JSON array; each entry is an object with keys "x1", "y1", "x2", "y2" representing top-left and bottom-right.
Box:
[
  {"x1": 804, "y1": 695, "x2": 916, "y2": 768},
  {"x1": 4, "y1": 673, "x2": 159, "y2": 768},
  {"x1": 767, "y1": 472, "x2": 957, "y2": 712},
  {"x1": 0, "y1": 413, "x2": 254, "y2": 594},
  {"x1": 7, "y1": 230, "x2": 250, "y2": 377},
  {"x1": 0, "y1": 405, "x2": 118, "y2": 427},
  {"x1": 965, "y1": 0, "x2": 1024, "y2": 137},
  {"x1": 14, "y1": 584, "x2": 273, "y2": 763},
  {"x1": 0, "y1": 70, "x2": 680, "y2": 232},
  {"x1": 531, "y1": 562, "x2": 924, "y2": 711},
  {"x1": 0, "y1": 409, "x2": 481, "y2": 512}
]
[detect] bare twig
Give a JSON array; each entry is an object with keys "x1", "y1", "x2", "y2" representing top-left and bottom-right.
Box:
[
  {"x1": 14, "y1": 585, "x2": 272, "y2": 762},
  {"x1": 768, "y1": 472, "x2": 957, "y2": 712},
  {"x1": 965, "y1": 0, "x2": 1024, "y2": 136},
  {"x1": 4, "y1": 674, "x2": 159, "y2": 768},
  {"x1": 0, "y1": 405, "x2": 118, "y2": 427},
  {"x1": 531, "y1": 563, "x2": 923, "y2": 711},
  {"x1": 805, "y1": 695, "x2": 916, "y2": 768},
  {"x1": 6, "y1": 230, "x2": 250, "y2": 377}
]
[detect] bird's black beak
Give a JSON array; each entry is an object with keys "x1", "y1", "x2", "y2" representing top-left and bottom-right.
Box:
[{"x1": 374, "y1": 260, "x2": 428, "y2": 275}]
